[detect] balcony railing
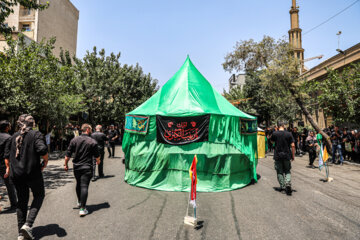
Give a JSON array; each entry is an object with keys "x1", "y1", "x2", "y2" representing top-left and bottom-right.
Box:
[
  {"x1": 19, "y1": 9, "x2": 35, "y2": 21},
  {"x1": 21, "y1": 30, "x2": 34, "y2": 40}
]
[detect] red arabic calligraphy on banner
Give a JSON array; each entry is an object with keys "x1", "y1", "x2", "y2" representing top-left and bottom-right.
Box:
[{"x1": 156, "y1": 115, "x2": 209, "y2": 145}]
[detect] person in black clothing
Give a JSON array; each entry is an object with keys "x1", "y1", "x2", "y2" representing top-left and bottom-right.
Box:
[
  {"x1": 292, "y1": 127, "x2": 301, "y2": 156},
  {"x1": 342, "y1": 128, "x2": 350, "y2": 161},
  {"x1": 300, "y1": 128, "x2": 308, "y2": 152},
  {"x1": 271, "y1": 121, "x2": 295, "y2": 196},
  {"x1": 91, "y1": 125, "x2": 108, "y2": 180},
  {"x1": 107, "y1": 125, "x2": 118, "y2": 158},
  {"x1": 4, "y1": 115, "x2": 48, "y2": 240},
  {"x1": 331, "y1": 126, "x2": 344, "y2": 164},
  {"x1": 65, "y1": 124, "x2": 100, "y2": 217},
  {"x1": 0, "y1": 120, "x2": 17, "y2": 211},
  {"x1": 306, "y1": 130, "x2": 318, "y2": 168}
]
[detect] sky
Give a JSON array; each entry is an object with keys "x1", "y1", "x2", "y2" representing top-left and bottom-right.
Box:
[{"x1": 70, "y1": 0, "x2": 360, "y2": 92}]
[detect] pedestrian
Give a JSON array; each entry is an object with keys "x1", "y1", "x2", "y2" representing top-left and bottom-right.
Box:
[
  {"x1": 91, "y1": 125, "x2": 108, "y2": 181},
  {"x1": 0, "y1": 120, "x2": 17, "y2": 211},
  {"x1": 64, "y1": 124, "x2": 100, "y2": 217},
  {"x1": 292, "y1": 127, "x2": 301, "y2": 156},
  {"x1": 4, "y1": 115, "x2": 48, "y2": 240},
  {"x1": 271, "y1": 121, "x2": 295, "y2": 196},
  {"x1": 107, "y1": 125, "x2": 118, "y2": 158},
  {"x1": 342, "y1": 128, "x2": 351, "y2": 161},
  {"x1": 306, "y1": 130, "x2": 318, "y2": 168},
  {"x1": 300, "y1": 128, "x2": 308, "y2": 153},
  {"x1": 331, "y1": 126, "x2": 344, "y2": 165}
]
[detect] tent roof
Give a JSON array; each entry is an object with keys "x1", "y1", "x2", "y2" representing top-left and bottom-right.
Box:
[{"x1": 128, "y1": 57, "x2": 255, "y2": 119}]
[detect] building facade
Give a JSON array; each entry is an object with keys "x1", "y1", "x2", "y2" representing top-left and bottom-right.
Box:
[
  {"x1": 1, "y1": 0, "x2": 79, "y2": 57},
  {"x1": 289, "y1": 0, "x2": 304, "y2": 65},
  {"x1": 301, "y1": 43, "x2": 360, "y2": 128},
  {"x1": 229, "y1": 74, "x2": 246, "y2": 91}
]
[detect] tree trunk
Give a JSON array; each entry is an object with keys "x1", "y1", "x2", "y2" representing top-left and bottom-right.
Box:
[{"x1": 288, "y1": 88, "x2": 332, "y2": 152}]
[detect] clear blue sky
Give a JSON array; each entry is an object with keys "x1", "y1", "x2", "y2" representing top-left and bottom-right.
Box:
[{"x1": 71, "y1": 0, "x2": 360, "y2": 92}]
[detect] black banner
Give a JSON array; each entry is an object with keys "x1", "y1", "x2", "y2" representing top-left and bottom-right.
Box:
[{"x1": 156, "y1": 115, "x2": 210, "y2": 145}]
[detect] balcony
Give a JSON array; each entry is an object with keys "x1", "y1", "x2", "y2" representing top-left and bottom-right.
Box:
[
  {"x1": 19, "y1": 9, "x2": 35, "y2": 22},
  {"x1": 22, "y1": 30, "x2": 34, "y2": 40}
]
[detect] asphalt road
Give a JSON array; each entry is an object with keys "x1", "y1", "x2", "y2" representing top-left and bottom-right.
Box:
[{"x1": 1, "y1": 146, "x2": 360, "y2": 240}]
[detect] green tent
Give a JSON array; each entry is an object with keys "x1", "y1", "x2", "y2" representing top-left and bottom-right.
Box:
[{"x1": 122, "y1": 57, "x2": 258, "y2": 192}]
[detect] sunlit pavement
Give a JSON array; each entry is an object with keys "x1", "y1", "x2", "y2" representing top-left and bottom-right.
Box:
[{"x1": 1, "y1": 147, "x2": 360, "y2": 240}]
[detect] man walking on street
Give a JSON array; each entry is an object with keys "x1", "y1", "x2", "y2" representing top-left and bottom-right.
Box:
[
  {"x1": 91, "y1": 125, "x2": 108, "y2": 181},
  {"x1": 331, "y1": 126, "x2": 344, "y2": 165},
  {"x1": 4, "y1": 115, "x2": 48, "y2": 240},
  {"x1": 65, "y1": 124, "x2": 100, "y2": 217},
  {"x1": 0, "y1": 120, "x2": 17, "y2": 211},
  {"x1": 271, "y1": 121, "x2": 295, "y2": 196},
  {"x1": 107, "y1": 125, "x2": 118, "y2": 158}
]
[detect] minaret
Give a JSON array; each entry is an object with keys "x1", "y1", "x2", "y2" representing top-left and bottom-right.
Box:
[{"x1": 289, "y1": 0, "x2": 304, "y2": 64}]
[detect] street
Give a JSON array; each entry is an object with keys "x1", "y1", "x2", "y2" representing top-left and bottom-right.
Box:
[{"x1": 1, "y1": 146, "x2": 360, "y2": 240}]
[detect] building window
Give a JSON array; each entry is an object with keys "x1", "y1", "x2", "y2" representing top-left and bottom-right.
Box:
[{"x1": 21, "y1": 24, "x2": 31, "y2": 31}]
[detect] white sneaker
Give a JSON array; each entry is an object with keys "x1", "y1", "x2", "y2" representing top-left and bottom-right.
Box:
[
  {"x1": 20, "y1": 224, "x2": 34, "y2": 239},
  {"x1": 18, "y1": 236, "x2": 25, "y2": 240},
  {"x1": 79, "y1": 208, "x2": 88, "y2": 217},
  {"x1": 77, "y1": 202, "x2": 81, "y2": 208}
]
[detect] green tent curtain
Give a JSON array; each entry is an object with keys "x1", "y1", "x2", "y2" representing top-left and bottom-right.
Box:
[{"x1": 123, "y1": 57, "x2": 258, "y2": 192}]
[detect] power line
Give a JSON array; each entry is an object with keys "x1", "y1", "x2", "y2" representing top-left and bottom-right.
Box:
[{"x1": 303, "y1": 0, "x2": 360, "y2": 35}]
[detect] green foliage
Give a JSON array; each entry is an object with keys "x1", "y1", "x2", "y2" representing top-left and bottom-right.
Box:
[
  {"x1": 0, "y1": 34, "x2": 85, "y2": 126},
  {"x1": 73, "y1": 47, "x2": 158, "y2": 126},
  {"x1": 0, "y1": 0, "x2": 48, "y2": 34},
  {"x1": 306, "y1": 63, "x2": 360, "y2": 125},
  {"x1": 0, "y1": 34, "x2": 158, "y2": 129},
  {"x1": 223, "y1": 36, "x2": 301, "y2": 125}
]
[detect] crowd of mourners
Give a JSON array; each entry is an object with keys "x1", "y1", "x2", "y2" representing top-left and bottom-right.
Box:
[
  {"x1": 265, "y1": 125, "x2": 360, "y2": 165},
  {"x1": 0, "y1": 115, "x2": 124, "y2": 239},
  {"x1": 45, "y1": 123, "x2": 123, "y2": 155}
]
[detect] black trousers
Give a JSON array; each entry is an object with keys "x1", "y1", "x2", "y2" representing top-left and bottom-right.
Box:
[
  {"x1": 74, "y1": 169, "x2": 92, "y2": 208},
  {"x1": 107, "y1": 143, "x2": 115, "y2": 157},
  {"x1": 309, "y1": 147, "x2": 317, "y2": 165},
  {"x1": 0, "y1": 167, "x2": 17, "y2": 207},
  {"x1": 13, "y1": 176, "x2": 45, "y2": 232},
  {"x1": 92, "y1": 150, "x2": 105, "y2": 177}
]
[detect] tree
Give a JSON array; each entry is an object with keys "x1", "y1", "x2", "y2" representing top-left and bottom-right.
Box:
[
  {"x1": 0, "y1": 0, "x2": 48, "y2": 34},
  {"x1": 223, "y1": 36, "x2": 332, "y2": 151},
  {"x1": 0, "y1": 34, "x2": 85, "y2": 129},
  {"x1": 223, "y1": 71, "x2": 300, "y2": 126},
  {"x1": 306, "y1": 63, "x2": 360, "y2": 125},
  {"x1": 74, "y1": 47, "x2": 158, "y2": 126}
]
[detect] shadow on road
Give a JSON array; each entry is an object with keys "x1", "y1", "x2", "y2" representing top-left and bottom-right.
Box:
[
  {"x1": 273, "y1": 187, "x2": 298, "y2": 194},
  {"x1": 87, "y1": 202, "x2": 110, "y2": 214},
  {"x1": 42, "y1": 165, "x2": 74, "y2": 190},
  {"x1": 33, "y1": 224, "x2": 67, "y2": 239},
  {"x1": 100, "y1": 175, "x2": 115, "y2": 179}
]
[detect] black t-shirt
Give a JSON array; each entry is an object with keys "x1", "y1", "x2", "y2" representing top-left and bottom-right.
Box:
[
  {"x1": 5, "y1": 130, "x2": 47, "y2": 180},
  {"x1": 0, "y1": 132, "x2": 11, "y2": 169},
  {"x1": 107, "y1": 130, "x2": 118, "y2": 143},
  {"x1": 66, "y1": 134, "x2": 100, "y2": 170},
  {"x1": 271, "y1": 130, "x2": 295, "y2": 161},
  {"x1": 91, "y1": 132, "x2": 108, "y2": 149},
  {"x1": 292, "y1": 131, "x2": 299, "y2": 142},
  {"x1": 331, "y1": 130, "x2": 343, "y2": 145}
]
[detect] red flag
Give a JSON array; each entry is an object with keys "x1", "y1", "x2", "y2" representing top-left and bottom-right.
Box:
[{"x1": 189, "y1": 155, "x2": 198, "y2": 205}]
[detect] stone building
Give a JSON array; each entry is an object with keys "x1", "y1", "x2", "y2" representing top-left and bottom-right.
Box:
[
  {"x1": 301, "y1": 43, "x2": 360, "y2": 128},
  {"x1": 289, "y1": 0, "x2": 304, "y2": 65},
  {"x1": 229, "y1": 74, "x2": 246, "y2": 91},
  {"x1": 0, "y1": 0, "x2": 79, "y2": 57},
  {"x1": 289, "y1": 1, "x2": 360, "y2": 128}
]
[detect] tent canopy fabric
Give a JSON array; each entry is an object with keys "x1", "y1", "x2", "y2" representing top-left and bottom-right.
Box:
[
  {"x1": 128, "y1": 56, "x2": 255, "y2": 119},
  {"x1": 123, "y1": 57, "x2": 258, "y2": 192}
]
